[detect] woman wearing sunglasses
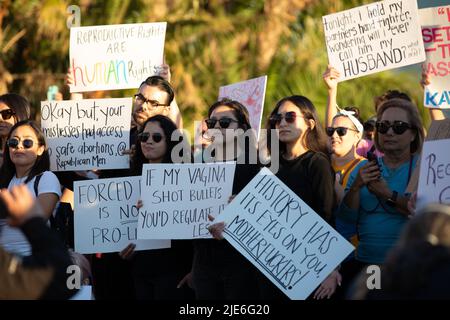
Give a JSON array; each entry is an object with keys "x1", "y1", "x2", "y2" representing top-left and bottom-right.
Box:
[
  {"x1": 338, "y1": 98, "x2": 424, "y2": 285},
  {"x1": 193, "y1": 98, "x2": 262, "y2": 300},
  {"x1": 0, "y1": 94, "x2": 31, "y2": 166},
  {"x1": 264, "y1": 95, "x2": 336, "y2": 299},
  {"x1": 0, "y1": 120, "x2": 61, "y2": 257},
  {"x1": 127, "y1": 115, "x2": 194, "y2": 300}
]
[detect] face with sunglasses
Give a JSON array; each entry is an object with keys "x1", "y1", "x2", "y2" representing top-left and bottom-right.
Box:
[
  {"x1": 0, "y1": 103, "x2": 17, "y2": 137},
  {"x1": 205, "y1": 106, "x2": 241, "y2": 144},
  {"x1": 8, "y1": 125, "x2": 44, "y2": 168},
  {"x1": 271, "y1": 102, "x2": 312, "y2": 145},
  {"x1": 327, "y1": 116, "x2": 361, "y2": 157},
  {"x1": 132, "y1": 85, "x2": 170, "y2": 128},
  {"x1": 139, "y1": 121, "x2": 167, "y2": 163},
  {"x1": 376, "y1": 107, "x2": 415, "y2": 153}
]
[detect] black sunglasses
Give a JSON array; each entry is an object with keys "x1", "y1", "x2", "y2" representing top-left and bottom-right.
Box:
[
  {"x1": 326, "y1": 126, "x2": 358, "y2": 137},
  {"x1": 376, "y1": 121, "x2": 413, "y2": 135},
  {"x1": 363, "y1": 122, "x2": 375, "y2": 132},
  {"x1": 0, "y1": 109, "x2": 16, "y2": 120},
  {"x1": 269, "y1": 111, "x2": 298, "y2": 126},
  {"x1": 134, "y1": 94, "x2": 169, "y2": 108},
  {"x1": 205, "y1": 117, "x2": 239, "y2": 129},
  {"x1": 138, "y1": 132, "x2": 163, "y2": 143},
  {"x1": 7, "y1": 138, "x2": 35, "y2": 149}
]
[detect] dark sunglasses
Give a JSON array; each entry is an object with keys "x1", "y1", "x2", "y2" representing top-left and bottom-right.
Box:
[
  {"x1": 0, "y1": 109, "x2": 16, "y2": 120},
  {"x1": 205, "y1": 117, "x2": 239, "y2": 129},
  {"x1": 7, "y1": 138, "x2": 35, "y2": 149},
  {"x1": 138, "y1": 132, "x2": 163, "y2": 143},
  {"x1": 376, "y1": 121, "x2": 413, "y2": 135},
  {"x1": 363, "y1": 122, "x2": 375, "y2": 132},
  {"x1": 269, "y1": 111, "x2": 298, "y2": 126},
  {"x1": 326, "y1": 126, "x2": 358, "y2": 137}
]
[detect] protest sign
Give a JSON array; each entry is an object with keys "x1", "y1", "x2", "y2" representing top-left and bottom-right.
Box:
[
  {"x1": 418, "y1": 138, "x2": 450, "y2": 207},
  {"x1": 216, "y1": 168, "x2": 354, "y2": 300},
  {"x1": 41, "y1": 98, "x2": 131, "y2": 171},
  {"x1": 420, "y1": 5, "x2": 450, "y2": 108},
  {"x1": 138, "y1": 163, "x2": 236, "y2": 239},
  {"x1": 323, "y1": 0, "x2": 426, "y2": 81},
  {"x1": 70, "y1": 22, "x2": 166, "y2": 92},
  {"x1": 218, "y1": 76, "x2": 267, "y2": 139},
  {"x1": 74, "y1": 177, "x2": 170, "y2": 254}
]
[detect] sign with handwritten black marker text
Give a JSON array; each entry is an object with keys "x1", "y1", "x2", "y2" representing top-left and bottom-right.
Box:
[
  {"x1": 138, "y1": 163, "x2": 236, "y2": 240},
  {"x1": 41, "y1": 98, "x2": 131, "y2": 171},
  {"x1": 216, "y1": 168, "x2": 354, "y2": 300},
  {"x1": 74, "y1": 177, "x2": 170, "y2": 254},
  {"x1": 323, "y1": 0, "x2": 425, "y2": 81},
  {"x1": 70, "y1": 22, "x2": 166, "y2": 92}
]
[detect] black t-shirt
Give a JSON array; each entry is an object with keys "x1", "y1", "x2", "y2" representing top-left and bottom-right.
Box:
[{"x1": 275, "y1": 150, "x2": 335, "y2": 223}]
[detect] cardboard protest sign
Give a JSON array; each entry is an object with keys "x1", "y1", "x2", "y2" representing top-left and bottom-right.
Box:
[
  {"x1": 419, "y1": 5, "x2": 450, "y2": 108},
  {"x1": 70, "y1": 22, "x2": 166, "y2": 92},
  {"x1": 323, "y1": 0, "x2": 426, "y2": 81},
  {"x1": 74, "y1": 177, "x2": 170, "y2": 254},
  {"x1": 137, "y1": 163, "x2": 236, "y2": 239},
  {"x1": 41, "y1": 98, "x2": 131, "y2": 171},
  {"x1": 216, "y1": 168, "x2": 354, "y2": 300},
  {"x1": 417, "y1": 138, "x2": 450, "y2": 207},
  {"x1": 406, "y1": 119, "x2": 450, "y2": 194},
  {"x1": 218, "y1": 76, "x2": 267, "y2": 139}
]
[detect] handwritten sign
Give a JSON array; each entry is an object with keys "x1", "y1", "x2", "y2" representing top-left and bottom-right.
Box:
[
  {"x1": 74, "y1": 177, "x2": 170, "y2": 254},
  {"x1": 70, "y1": 22, "x2": 166, "y2": 92},
  {"x1": 218, "y1": 76, "x2": 267, "y2": 139},
  {"x1": 216, "y1": 168, "x2": 354, "y2": 300},
  {"x1": 323, "y1": 0, "x2": 426, "y2": 81},
  {"x1": 137, "y1": 163, "x2": 236, "y2": 239},
  {"x1": 417, "y1": 139, "x2": 450, "y2": 208},
  {"x1": 41, "y1": 98, "x2": 131, "y2": 171},
  {"x1": 420, "y1": 5, "x2": 450, "y2": 108}
]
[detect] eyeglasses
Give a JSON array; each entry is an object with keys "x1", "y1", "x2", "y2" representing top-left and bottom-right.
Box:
[
  {"x1": 7, "y1": 138, "x2": 35, "y2": 149},
  {"x1": 138, "y1": 132, "x2": 163, "y2": 143},
  {"x1": 376, "y1": 121, "x2": 413, "y2": 135},
  {"x1": 205, "y1": 117, "x2": 239, "y2": 129},
  {"x1": 134, "y1": 94, "x2": 169, "y2": 108},
  {"x1": 269, "y1": 111, "x2": 299, "y2": 126},
  {"x1": 326, "y1": 126, "x2": 359, "y2": 137},
  {"x1": 0, "y1": 109, "x2": 16, "y2": 120},
  {"x1": 363, "y1": 122, "x2": 375, "y2": 132}
]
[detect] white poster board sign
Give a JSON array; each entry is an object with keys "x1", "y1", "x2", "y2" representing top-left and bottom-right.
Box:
[
  {"x1": 418, "y1": 139, "x2": 450, "y2": 208},
  {"x1": 74, "y1": 177, "x2": 170, "y2": 254},
  {"x1": 41, "y1": 98, "x2": 131, "y2": 171},
  {"x1": 218, "y1": 76, "x2": 267, "y2": 139},
  {"x1": 138, "y1": 163, "x2": 236, "y2": 239},
  {"x1": 323, "y1": 0, "x2": 426, "y2": 81},
  {"x1": 420, "y1": 5, "x2": 450, "y2": 109},
  {"x1": 70, "y1": 22, "x2": 166, "y2": 92},
  {"x1": 216, "y1": 168, "x2": 354, "y2": 300}
]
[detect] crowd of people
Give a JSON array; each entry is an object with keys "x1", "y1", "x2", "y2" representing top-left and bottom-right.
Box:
[{"x1": 0, "y1": 61, "x2": 449, "y2": 300}]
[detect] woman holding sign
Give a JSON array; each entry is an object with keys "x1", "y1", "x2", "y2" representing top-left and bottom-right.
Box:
[
  {"x1": 129, "y1": 114, "x2": 194, "y2": 300},
  {"x1": 193, "y1": 98, "x2": 262, "y2": 300},
  {"x1": 0, "y1": 120, "x2": 61, "y2": 257},
  {"x1": 338, "y1": 98, "x2": 424, "y2": 286}
]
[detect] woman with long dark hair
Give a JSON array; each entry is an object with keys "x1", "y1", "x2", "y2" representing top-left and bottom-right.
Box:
[{"x1": 0, "y1": 120, "x2": 61, "y2": 257}]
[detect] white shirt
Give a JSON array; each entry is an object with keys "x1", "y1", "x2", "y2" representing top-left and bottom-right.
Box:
[{"x1": 0, "y1": 171, "x2": 61, "y2": 257}]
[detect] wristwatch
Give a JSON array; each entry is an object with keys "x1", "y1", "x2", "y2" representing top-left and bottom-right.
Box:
[{"x1": 386, "y1": 191, "x2": 398, "y2": 207}]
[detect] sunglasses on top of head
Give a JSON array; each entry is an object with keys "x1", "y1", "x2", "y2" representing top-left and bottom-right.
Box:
[
  {"x1": 376, "y1": 121, "x2": 413, "y2": 135},
  {"x1": 205, "y1": 117, "x2": 239, "y2": 129},
  {"x1": 0, "y1": 109, "x2": 16, "y2": 120},
  {"x1": 269, "y1": 111, "x2": 300, "y2": 126},
  {"x1": 7, "y1": 138, "x2": 35, "y2": 149},
  {"x1": 325, "y1": 126, "x2": 359, "y2": 137},
  {"x1": 138, "y1": 132, "x2": 163, "y2": 143}
]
